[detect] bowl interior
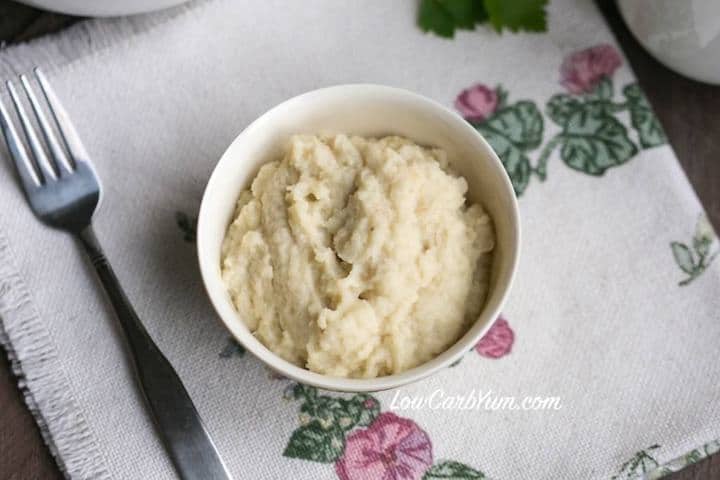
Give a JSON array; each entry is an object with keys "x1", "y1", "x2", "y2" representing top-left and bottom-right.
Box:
[{"x1": 198, "y1": 85, "x2": 519, "y2": 392}]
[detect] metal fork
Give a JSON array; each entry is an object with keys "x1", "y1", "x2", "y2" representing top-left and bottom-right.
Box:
[{"x1": 0, "y1": 68, "x2": 232, "y2": 480}]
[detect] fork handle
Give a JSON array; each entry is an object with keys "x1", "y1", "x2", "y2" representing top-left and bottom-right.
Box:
[{"x1": 78, "y1": 226, "x2": 232, "y2": 480}]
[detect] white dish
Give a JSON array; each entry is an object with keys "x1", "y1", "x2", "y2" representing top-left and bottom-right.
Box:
[
  {"x1": 618, "y1": 0, "x2": 720, "y2": 85},
  {"x1": 16, "y1": 0, "x2": 190, "y2": 17},
  {"x1": 197, "y1": 85, "x2": 520, "y2": 392}
]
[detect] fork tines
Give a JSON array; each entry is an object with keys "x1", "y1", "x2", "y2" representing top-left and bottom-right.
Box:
[{"x1": 0, "y1": 68, "x2": 86, "y2": 189}]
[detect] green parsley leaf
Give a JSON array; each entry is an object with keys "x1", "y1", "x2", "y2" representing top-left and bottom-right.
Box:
[
  {"x1": 418, "y1": 0, "x2": 547, "y2": 38},
  {"x1": 418, "y1": 0, "x2": 488, "y2": 38},
  {"x1": 443, "y1": 0, "x2": 488, "y2": 29},
  {"x1": 484, "y1": 0, "x2": 548, "y2": 33},
  {"x1": 419, "y1": 0, "x2": 457, "y2": 38}
]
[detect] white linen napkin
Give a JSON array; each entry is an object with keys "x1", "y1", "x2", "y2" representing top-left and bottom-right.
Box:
[{"x1": 0, "y1": 1, "x2": 718, "y2": 478}]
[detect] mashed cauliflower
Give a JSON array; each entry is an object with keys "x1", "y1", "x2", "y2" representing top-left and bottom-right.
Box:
[{"x1": 221, "y1": 134, "x2": 494, "y2": 378}]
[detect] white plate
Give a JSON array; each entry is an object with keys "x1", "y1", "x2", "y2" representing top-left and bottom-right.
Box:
[{"x1": 16, "y1": 0, "x2": 191, "y2": 17}]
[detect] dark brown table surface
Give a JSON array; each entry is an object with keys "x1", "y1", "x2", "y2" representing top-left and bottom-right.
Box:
[{"x1": 0, "y1": 1, "x2": 718, "y2": 479}]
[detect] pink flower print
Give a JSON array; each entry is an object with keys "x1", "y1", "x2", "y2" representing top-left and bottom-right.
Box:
[
  {"x1": 335, "y1": 413, "x2": 433, "y2": 480},
  {"x1": 560, "y1": 43, "x2": 622, "y2": 94},
  {"x1": 475, "y1": 316, "x2": 514, "y2": 358},
  {"x1": 454, "y1": 84, "x2": 499, "y2": 122}
]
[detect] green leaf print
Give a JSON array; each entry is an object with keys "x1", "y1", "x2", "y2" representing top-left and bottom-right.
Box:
[
  {"x1": 643, "y1": 439, "x2": 720, "y2": 478},
  {"x1": 704, "y1": 439, "x2": 720, "y2": 456},
  {"x1": 301, "y1": 397, "x2": 352, "y2": 431},
  {"x1": 480, "y1": 101, "x2": 544, "y2": 150},
  {"x1": 456, "y1": 45, "x2": 673, "y2": 196},
  {"x1": 283, "y1": 384, "x2": 384, "y2": 464},
  {"x1": 424, "y1": 460, "x2": 486, "y2": 479},
  {"x1": 475, "y1": 127, "x2": 532, "y2": 195},
  {"x1": 545, "y1": 94, "x2": 582, "y2": 125},
  {"x1": 612, "y1": 444, "x2": 660, "y2": 479},
  {"x1": 671, "y1": 242, "x2": 695, "y2": 274},
  {"x1": 585, "y1": 76, "x2": 613, "y2": 102},
  {"x1": 495, "y1": 85, "x2": 509, "y2": 109},
  {"x1": 348, "y1": 393, "x2": 380, "y2": 427},
  {"x1": 694, "y1": 235, "x2": 711, "y2": 258},
  {"x1": 559, "y1": 104, "x2": 637, "y2": 175},
  {"x1": 671, "y1": 214, "x2": 718, "y2": 286},
  {"x1": 471, "y1": 100, "x2": 542, "y2": 195},
  {"x1": 623, "y1": 83, "x2": 667, "y2": 148},
  {"x1": 684, "y1": 449, "x2": 703, "y2": 464},
  {"x1": 296, "y1": 393, "x2": 380, "y2": 433},
  {"x1": 283, "y1": 421, "x2": 346, "y2": 463},
  {"x1": 537, "y1": 75, "x2": 642, "y2": 180},
  {"x1": 694, "y1": 214, "x2": 715, "y2": 257},
  {"x1": 286, "y1": 383, "x2": 318, "y2": 402}
]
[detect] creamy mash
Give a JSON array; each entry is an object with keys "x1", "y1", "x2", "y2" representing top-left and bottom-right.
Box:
[{"x1": 221, "y1": 134, "x2": 494, "y2": 378}]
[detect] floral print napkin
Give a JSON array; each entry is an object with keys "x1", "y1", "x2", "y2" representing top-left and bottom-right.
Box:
[
  {"x1": 0, "y1": 1, "x2": 718, "y2": 479},
  {"x1": 455, "y1": 44, "x2": 666, "y2": 197}
]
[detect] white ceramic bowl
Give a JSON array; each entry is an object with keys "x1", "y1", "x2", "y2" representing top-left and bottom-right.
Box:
[
  {"x1": 16, "y1": 0, "x2": 190, "y2": 16},
  {"x1": 618, "y1": 0, "x2": 720, "y2": 85},
  {"x1": 198, "y1": 85, "x2": 520, "y2": 392}
]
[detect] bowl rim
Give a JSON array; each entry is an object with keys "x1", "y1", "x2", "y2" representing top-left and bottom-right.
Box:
[{"x1": 197, "y1": 84, "x2": 520, "y2": 392}]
